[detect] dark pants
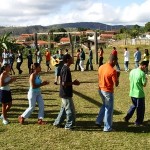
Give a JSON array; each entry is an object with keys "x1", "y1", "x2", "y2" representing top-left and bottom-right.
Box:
[
  {"x1": 116, "y1": 62, "x2": 120, "y2": 71},
  {"x1": 16, "y1": 62, "x2": 22, "y2": 74},
  {"x1": 124, "y1": 97, "x2": 145, "y2": 124},
  {"x1": 86, "y1": 58, "x2": 93, "y2": 70},
  {"x1": 75, "y1": 59, "x2": 80, "y2": 71},
  {"x1": 99, "y1": 57, "x2": 103, "y2": 67}
]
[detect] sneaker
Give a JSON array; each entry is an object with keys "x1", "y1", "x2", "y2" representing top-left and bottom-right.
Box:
[
  {"x1": 123, "y1": 117, "x2": 128, "y2": 123},
  {"x1": 18, "y1": 116, "x2": 24, "y2": 124},
  {"x1": 0, "y1": 114, "x2": 3, "y2": 120},
  {"x1": 65, "y1": 127, "x2": 74, "y2": 130},
  {"x1": 54, "y1": 82, "x2": 57, "y2": 85},
  {"x1": 103, "y1": 128, "x2": 113, "y2": 132},
  {"x1": 53, "y1": 124, "x2": 64, "y2": 128},
  {"x1": 3, "y1": 119, "x2": 9, "y2": 125},
  {"x1": 95, "y1": 123, "x2": 101, "y2": 128},
  {"x1": 135, "y1": 122, "x2": 143, "y2": 127}
]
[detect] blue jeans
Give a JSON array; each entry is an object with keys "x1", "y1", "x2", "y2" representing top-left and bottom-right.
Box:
[
  {"x1": 124, "y1": 61, "x2": 129, "y2": 71},
  {"x1": 86, "y1": 58, "x2": 93, "y2": 70},
  {"x1": 21, "y1": 90, "x2": 44, "y2": 119},
  {"x1": 53, "y1": 97, "x2": 75, "y2": 129},
  {"x1": 96, "y1": 90, "x2": 114, "y2": 131},
  {"x1": 124, "y1": 97, "x2": 145, "y2": 124},
  {"x1": 135, "y1": 61, "x2": 139, "y2": 68}
]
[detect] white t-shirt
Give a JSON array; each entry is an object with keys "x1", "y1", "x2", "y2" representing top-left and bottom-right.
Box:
[
  {"x1": 124, "y1": 50, "x2": 129, "y2": 61},
  {"x1": 2, "y1": 52, "x2": 9, "y2": 65}
]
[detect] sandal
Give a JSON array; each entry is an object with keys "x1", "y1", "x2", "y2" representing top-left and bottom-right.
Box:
[
  {"x1": 38, "y1": 119, "x2": 47, "y2": 125},
  {"x1": 18, "y1": 116, "x2": 25, "y2": 124}
]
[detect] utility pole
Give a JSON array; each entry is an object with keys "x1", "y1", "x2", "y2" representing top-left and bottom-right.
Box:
[
  {"x1": 68, "y1": 33, "x2": 74, "y2": 63},
  {"x1": 94, "y1": 31, "x2": 98, "y2": 64},
  {"x1": 34, "y1": 33, "x2": 39, "y2": 50},
  {"x1": 48, "y1": 32, "x2": 51, "y2": 52}
]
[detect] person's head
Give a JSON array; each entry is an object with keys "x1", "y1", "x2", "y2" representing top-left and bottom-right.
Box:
[
  {"x1": 124, "y1": 47, "x2": 127, "y2": 51},
  {"x1": 63, "y1": 54, "x2": 72, "y2": 66},
  {"x1": 136, "y1": 47, "x2": 139, "y2": 51},
  {"x1": 145, "y1": 49, "x2": 149, "y2": 55},
  {"x1": 32, "y1": 63, "x2": 41, "y2": 73},
  {"x1": 56, "y1": 50, "x2": 59, "y2": 54},
  {"x1": 65, "y1": 49, "x2": 68, "y2": 53},
  {"x1": 59, "y1": 49, "x2": 62, "y2": 54},
  {"x1": 80, "y1": 48, "x2": 83, "y2": 52},
  {"x1": 100, "y1": 47, "x2": 103, "y2": 52},
  {"x1": 113, "y1": 47, "x2": 116, "y2": 50},
  {"x1": 0, "y1": 63, "x2": 11, "y2": 74},
  {"x1": 108, "y1": 54, "x2": 118, "y2": 67},
  {"x1": 139, "y1": 61, "x2": 147, "y2": 71},
  {"x1": 77, "y1": 49, "x2": 80, "y2": 52}
]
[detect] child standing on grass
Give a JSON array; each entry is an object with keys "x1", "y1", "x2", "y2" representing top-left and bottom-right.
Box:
[
  {"x1": 0, "y1": 63, "x2": 16, "y2": 125},
  {"x1": 18, "y1": 63, "x2": 49, "y2": 125}
]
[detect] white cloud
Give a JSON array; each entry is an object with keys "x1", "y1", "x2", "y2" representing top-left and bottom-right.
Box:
[{"x1": 0, "y1": 0, "x2": 149, "y2": 26}]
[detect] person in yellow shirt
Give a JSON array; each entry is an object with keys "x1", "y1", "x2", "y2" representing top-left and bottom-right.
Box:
[
  {"x1": 45, "y1": 48, "x2": 51, "y2": 72},
  {"x1": 143, "y1": 49, "x2": 149, "y2": 75}
]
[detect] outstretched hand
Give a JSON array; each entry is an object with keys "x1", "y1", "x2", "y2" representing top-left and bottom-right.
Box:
[
  {"x1": 73, "y1": 79, "x2": 80, "y2": 86},
  {"x1": 42, "y1": 81, "x2": 49, "y2": 86}
]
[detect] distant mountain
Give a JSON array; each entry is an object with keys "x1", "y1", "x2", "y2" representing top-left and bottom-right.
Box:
[
  {"x1": 0, "y1": 22, "x2": 132, "y2": 36},
  {"x1": 47, "y1": 22, "x2": 125, "y2": 30}
]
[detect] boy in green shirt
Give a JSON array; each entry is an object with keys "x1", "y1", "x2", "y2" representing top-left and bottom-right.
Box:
[{"x1": 124, "y1": 61, "x2": 147, "y2": 126}]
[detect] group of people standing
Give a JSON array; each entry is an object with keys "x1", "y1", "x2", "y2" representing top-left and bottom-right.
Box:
[
  {"x1": 96, "y1": 46, "x2": 148, "y2": 132},
  {"x1": 0, "y1": 46, "x2": 149, "y2": 132},
  {"x1": 123, "y1": 47, "x2": 149, "y2": 73},
  {"x1": 0, "y1": 49, "x2": 80, "y2": 130},
  {"x1": 74, "y1": 47, "x2": 93, "y2": 71}
]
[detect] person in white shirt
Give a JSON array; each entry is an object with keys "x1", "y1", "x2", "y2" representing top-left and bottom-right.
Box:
[
  {"x1": 2, "y1": 49, "x2": 9, "y2": 66},
  {"x1": 124, "y1": 47, "x2": 129, "y2": 72}
]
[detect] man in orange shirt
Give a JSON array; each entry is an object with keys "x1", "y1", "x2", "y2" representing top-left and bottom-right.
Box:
[
  {"x1": 45, "y1": 48, "x2": 51, "y2": 72},
  {"x1": 96, "y1": 54, "x2": 119, "y2": 132}
]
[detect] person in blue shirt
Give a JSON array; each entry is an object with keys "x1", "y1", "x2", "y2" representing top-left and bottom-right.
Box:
[
  {"x1": 18, "y1": 63, "x2": 49, "y2": 125},
  {"x1": 134, "y1": 47, "x2": 141, "y2": 68}
]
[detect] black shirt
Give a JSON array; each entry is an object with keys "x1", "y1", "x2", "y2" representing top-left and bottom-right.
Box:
[{"x1": 59, "y1": 65, "x2": 73, "y2": 98}]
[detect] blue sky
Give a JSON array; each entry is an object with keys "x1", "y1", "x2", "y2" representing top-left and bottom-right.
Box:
[
  {"x1": 100, "y1": 0, "x2": 145, "y2": 7},
  {"x1": 0, "y1": 0, "x2": 149, "y2": 26}
]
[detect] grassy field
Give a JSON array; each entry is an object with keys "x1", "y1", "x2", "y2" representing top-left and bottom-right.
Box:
[{"x1": 0, "y1": 45, "x2": 150, "y2": 150}]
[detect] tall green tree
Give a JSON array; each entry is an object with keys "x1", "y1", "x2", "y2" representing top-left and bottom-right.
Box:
[
  {"x1": 0, "y1": 32, "x2": 23, "y2": 55},
  {"x1": 145, "y1": 22, "x2": 150, "y2": 32}
]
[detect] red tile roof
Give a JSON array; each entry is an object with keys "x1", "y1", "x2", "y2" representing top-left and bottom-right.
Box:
[{"x1": 60, "y1": 37, "x2": 70, "y2": 43}]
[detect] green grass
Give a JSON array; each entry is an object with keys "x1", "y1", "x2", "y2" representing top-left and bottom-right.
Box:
[{"x1": 0, "y1": 46, "x2": 150, "y2": 150}]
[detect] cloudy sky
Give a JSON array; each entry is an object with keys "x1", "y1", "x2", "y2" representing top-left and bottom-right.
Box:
[{"x1": 0, "y1": 0, "x2": 149, "y2": 26}]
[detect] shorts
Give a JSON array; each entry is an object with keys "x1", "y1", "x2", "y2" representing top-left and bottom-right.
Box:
[
  {"x1": 55, "y1": 66, "x2": 62, "y2": 76},
  {"x1": 0, "y1": 90, "x2": 12, "y2": 103}
]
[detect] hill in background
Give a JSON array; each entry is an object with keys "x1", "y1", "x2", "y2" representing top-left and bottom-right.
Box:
[{"x1": 0, "y1": 22, "x2": 132, "y2": 36}]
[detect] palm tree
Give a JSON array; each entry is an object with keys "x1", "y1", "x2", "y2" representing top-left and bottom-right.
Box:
[{"x1": 0, "y1": 32, "x2": 19, "y2": 55}]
